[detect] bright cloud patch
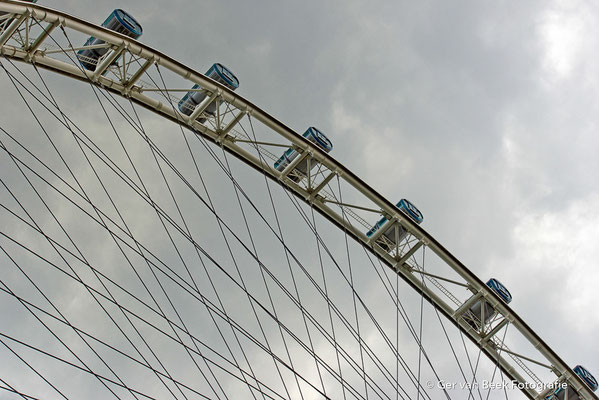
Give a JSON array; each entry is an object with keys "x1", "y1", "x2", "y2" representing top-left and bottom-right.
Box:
[
  {"x1": 330, "y1": 101, "x2": 414, "y2": 191},
  {"x1": 538, "y1": 0, "x2": 595, "y2": 80},
  {"x1": 512, "y1": 193, "x2": 599, "y2": 333}
]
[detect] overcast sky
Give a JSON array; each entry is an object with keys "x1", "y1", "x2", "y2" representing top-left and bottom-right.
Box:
[{"x1": 1, "y1": 0, "x2": 598, "y2": 399}]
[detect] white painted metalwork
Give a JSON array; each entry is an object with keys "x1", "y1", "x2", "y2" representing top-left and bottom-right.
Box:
[{"x1": 0, "y1": 1, "x2": 595, "y2": 399}]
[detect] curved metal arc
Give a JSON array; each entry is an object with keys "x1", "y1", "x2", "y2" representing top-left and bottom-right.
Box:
[{"x1": 0, "y1": 1, "x2": 595, "y2": 398}]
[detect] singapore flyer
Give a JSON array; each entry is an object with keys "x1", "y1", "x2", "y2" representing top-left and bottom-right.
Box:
[{"x1": 1, "y1": 1, "x2": 598, "y2": 399}]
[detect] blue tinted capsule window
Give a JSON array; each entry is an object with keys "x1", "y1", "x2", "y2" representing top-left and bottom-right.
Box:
[
  {"x1": 206, "y1": 63, "x2": 239, "y2": 90},
  {"x1": 398, "y1": 199, "x2": 424, "y2": 224},
  {"x1": 575, "y1": 365, "x2": 598, "y2": 392},
  {"x1": 305, "y1": 127, "x2": 333, "y2": 152},
  {"x1": 486, "y1": 278, "x2": 512, "y2": 304}
]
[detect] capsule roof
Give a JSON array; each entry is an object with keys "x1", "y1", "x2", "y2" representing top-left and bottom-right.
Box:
[
  {"x1": 574, "y1": 365, "x2": 598, "y2": 392},
  {"x1": 208, "y1": 63, "x2": 240, "y2": 90},
  {"x1": 305, "y1": 127, "x2": 333, "y2": 152},
  {"x1": 397, "y1": 199, "x2": 424, "y2": 224},
  {"x1": 486, "y1": 278, "x2": 512, "y2": 304},
  {"x1": 112, "y1": 9, "x2": 143, "y2": 37}
]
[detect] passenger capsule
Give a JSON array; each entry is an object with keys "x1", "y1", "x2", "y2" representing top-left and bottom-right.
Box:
[
  {"x1": 78, "y1": 9, "x2": 143, "y2": 71},
  {"x1": 274, "y1": 127, "x2": 333, "y2": 182},
  {"x1": 575, "y1": 366, "x2": 599, "y2": 393},
  {"x1": 178, "y1": 63, "x2": 240, "y2": 122},
  {"x1": 543, "y1": 365, "x2": 597, "y2": 400},
  {"x1": 366, "y1": 198, "x2": 423, "y2": 251},
  {"x1": 464, "y1": 278, "x2": 512, "y2": 330}
]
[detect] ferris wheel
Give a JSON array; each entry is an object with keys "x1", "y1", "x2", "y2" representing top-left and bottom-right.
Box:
[{"x1": 0, "y1": 1, "x2": 597, "y2": 399}]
